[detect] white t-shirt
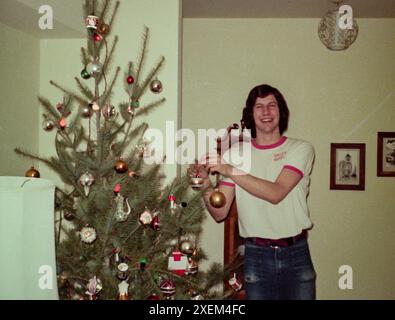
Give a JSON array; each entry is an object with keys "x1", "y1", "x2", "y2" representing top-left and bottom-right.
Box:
[{"x1": 220, "y1": 136, "x2": 314, "y2": 239}]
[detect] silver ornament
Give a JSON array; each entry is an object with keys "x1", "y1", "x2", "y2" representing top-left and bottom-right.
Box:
[
  {"x1": 139, "y1": 209, "x2": 153, "y2": 225},
  {"x1": 81, "y1": 105, "x2": 92, "y2": 118},
  {"x1": 79, "y1": 172, "x2": 95, "y2": 196},
  {"x1": 117, "y1": 263, "x2": 129, "y2": 280},
  {"x1": 102, "y1": 104, "x2": 116, "y2": 120},
  {"x1": 180, "y1": 240, "x2": 195, "y2": 256},
  {"x1": 190, "y1": 176, "x2": 204, "y2": 190},
  {"x1": 80, "y1": 226, "x2": 97, "y2": 244},
  {"x1": 85, "y1": 15, "x2": 99, "y2": 30},
  {"x1": 42, "y1": 119, "x2": 55, "y2": 131},
  {"x1": 114, "y1": 194, "x2": 131, "y2": 222},
  {"x1": 86, "y1": 61, "x2": 102, "y2": 77},
  {"x1": 150, "y1": 79, "x2": 163, "y2": 94}
]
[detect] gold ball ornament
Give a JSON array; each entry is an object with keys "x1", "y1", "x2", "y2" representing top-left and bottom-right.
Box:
[
  {"x1": 150, "y1": 79, "x2": 163, "y2": 94},
  {"x1": 114, "y1": 159, "x2": 128, "y2": 173},
  {"x1": 25, "y1": 166, "x2": 40, "y2": 178},
  {"x1": 97, "y1": 23, "x2": 110, "y2": 35},
  {"x1": 209, "y1": 189, "x2": 226, "y2": 208}
]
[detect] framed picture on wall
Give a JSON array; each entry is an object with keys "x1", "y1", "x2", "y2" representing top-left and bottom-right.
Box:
[
  {"x1": 330, "y1": 143, "x2": 366, "y2": 190},
  {"x1": 377, "y1": 132, "x2": 395, "y2": 177}
]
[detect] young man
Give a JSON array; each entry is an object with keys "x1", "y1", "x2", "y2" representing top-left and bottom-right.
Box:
[{"x1": 194, "y1": 84, "x2": 316, "y2": 300}]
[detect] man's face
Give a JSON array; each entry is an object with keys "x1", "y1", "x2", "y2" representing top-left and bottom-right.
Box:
[{"x1": 253, "y1": 94, "x2": 280, "y2": 135}]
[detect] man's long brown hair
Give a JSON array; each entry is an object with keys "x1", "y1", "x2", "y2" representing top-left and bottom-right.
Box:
[{"x1": 242, "y1": 84, "x2": 290, "y2": 138}]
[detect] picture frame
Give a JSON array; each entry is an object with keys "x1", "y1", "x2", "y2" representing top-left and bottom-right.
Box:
[
  {"x1": 330, "y1": 143, "x2": 366, "y2": 190},
  {"x1": 377, "y1": 132, "x2": 395, "y2": 177}
]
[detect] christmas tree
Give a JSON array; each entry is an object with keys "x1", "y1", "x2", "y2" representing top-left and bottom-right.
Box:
[{"x1": 15, "y1": 0, "x2": 229, "y2": 300}]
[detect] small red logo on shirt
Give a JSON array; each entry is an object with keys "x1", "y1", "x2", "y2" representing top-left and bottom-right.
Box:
[{"x1": 274, "y1": 151, "x2": 287, "y2": 161}]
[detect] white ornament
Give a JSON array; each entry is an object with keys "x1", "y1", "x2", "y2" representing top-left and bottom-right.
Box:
[
  {"x1": 118, "y1": 280, "x2": 129, "y2": 295},
  {"x1": 80, "y1": 226, "x2": 97, "y2": 244},
  {"x1": 139, "y1": 209, "x2": 153, "y2": 225},
  {"x1": 78, "y1": 172, "x2": 95, "y2": 196},
  {"x1": 168, "y1": 251, "x2": 188, "y2": 276},
  {"x1": 114, "y1": 194, "x2": 131, "y2": 222}
]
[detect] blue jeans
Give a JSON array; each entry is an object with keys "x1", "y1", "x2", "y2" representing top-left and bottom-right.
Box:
[{"x1": 244, "y1": 238, "x2": 316, "y2": 300}]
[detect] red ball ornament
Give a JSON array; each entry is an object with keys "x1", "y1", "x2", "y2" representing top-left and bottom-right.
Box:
[
  {"x1": 63, "y1": 210, "x2": 75, "y2": 221},
  {"x1": 147, "y1": 293, "x2": 160, "y2": 300},
  {"x1": 127, "y1": 76, "x2": 134, "y2": 84},
  {"x1": 59, "y1": 118, "x2": 67, "y2": 129},
  {"x1": 151, "y1": 215, "x2": 160, "y2": 231},
  {"x1": 113, "y1": 184, "x2": 121, "y2": 194},
  {"x1": 93, "y1": 33, "x2": 102, "y2": 42}
]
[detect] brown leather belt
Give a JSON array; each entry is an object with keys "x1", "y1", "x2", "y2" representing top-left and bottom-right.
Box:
[{"x1": 248, "y1": 229, "x2": 307, "y2": 248}]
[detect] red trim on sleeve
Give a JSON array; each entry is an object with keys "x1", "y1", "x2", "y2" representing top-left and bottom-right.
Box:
[
  {"x1": 219, "y1": 181, "x2": 236, "y2": 187},
  {"x1": 283, "y1": 165, "x2": 304, "y2": 178}
]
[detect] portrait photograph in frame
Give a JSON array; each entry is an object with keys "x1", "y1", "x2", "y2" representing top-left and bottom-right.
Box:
[
  {"x1": 377, "y1": 132, "x2": 395, "y2": 177},
  {"x1": 330, "y1": 143, "x2": 366, "y2": 190}
]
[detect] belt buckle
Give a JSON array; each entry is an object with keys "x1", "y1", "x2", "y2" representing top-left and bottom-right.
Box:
[{"x1": 269, "y1": 242, "x2": 279, "y2": 249}]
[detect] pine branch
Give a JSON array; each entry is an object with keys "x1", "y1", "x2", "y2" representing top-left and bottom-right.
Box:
[
  {"x1": 107, "y1": 1, "x2": 120, "y2": 31},
  {"x1": 134, "y1": 98, "x2": 166, "y2": 118},
  {"x1": 98, "y1": 0, "x2": 110, "y2": 21},
  {"x1": 74, "y1": 77, "x2": 95, "y2": 101},
  {"x1": 67, "y1": 110, "x2": 83, "y2": 130},
  {"x1": 132, "y1": 26, "x2": 149, "y2": 99},
  {"x1": 99, "y1": 66, "x2": 120, "y2": 106},
  {"x1": 50, "y1": 80, "x2": 89, "y2": 106},
  {"x1": 80, "y1": 47, "x2": 89, "y2": 67},
  {"x1": 97, "y1": 1, "x2": 120, "y2": 53},
  {"x1": 14, "y1": 148, "x2": 54, "y2": 168},
  {"x1": 98, "y1": 36, "x2": 119, "y2": 83},
  {"x1": 38, "y1": 96, "x2": 59, "y2": 119}
]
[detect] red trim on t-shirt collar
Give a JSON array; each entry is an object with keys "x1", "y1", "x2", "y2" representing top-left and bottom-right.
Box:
[{"x1": 251, "y1": 136, "x2": 287, "y2": 150}]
